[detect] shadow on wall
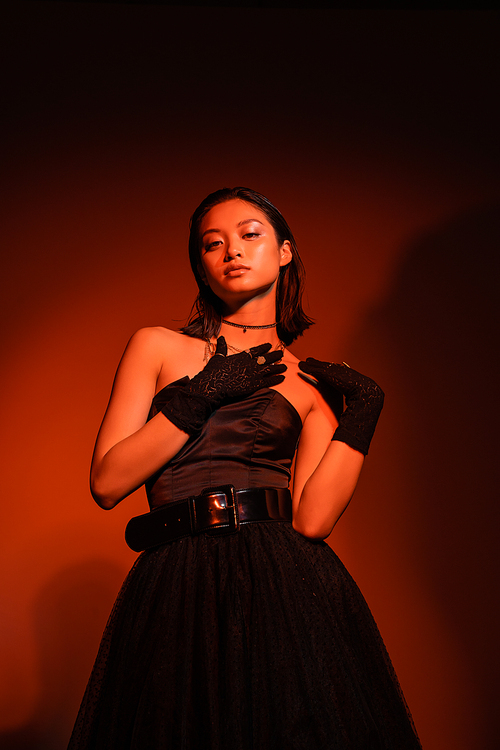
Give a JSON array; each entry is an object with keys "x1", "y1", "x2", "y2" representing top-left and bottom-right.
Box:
[
  {"x1": 0, "y1": 560, "x2": 127, "y2": 750},
  {"x1": 344, "y1": 203, "x2": 500, "y2": 750}
]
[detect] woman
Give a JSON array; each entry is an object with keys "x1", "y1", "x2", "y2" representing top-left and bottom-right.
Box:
[{"x1": 69, "y1": 187, "x2": 421, "y2": 749}]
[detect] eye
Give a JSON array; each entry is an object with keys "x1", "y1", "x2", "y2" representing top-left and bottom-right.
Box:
[
  {"x1": 243, "y1": 232, "x2": 260, "y2": 239},
  {"x1": 204, "y1": 239, "x2": 223, "y2": 251}
]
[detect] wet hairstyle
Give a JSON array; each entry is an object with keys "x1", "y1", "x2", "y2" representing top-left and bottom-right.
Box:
[{"x1": 181, "y1": 187, "x2": 313, "y2": 346}]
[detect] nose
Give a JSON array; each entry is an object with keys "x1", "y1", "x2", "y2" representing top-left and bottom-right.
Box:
[{"x1": 225, "y1": 239, "x2": 243, "y2": 259}]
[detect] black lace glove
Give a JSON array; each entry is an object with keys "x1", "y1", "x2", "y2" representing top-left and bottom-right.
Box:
[
  {"x1": 162, "y1": 336, "x2": 287, "y2": 436},
  {"x1": 298, "y1": 358, "x2": 384, "y2": 455}
]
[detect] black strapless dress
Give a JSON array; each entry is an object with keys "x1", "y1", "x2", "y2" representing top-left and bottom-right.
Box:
[{"x1": 68, "y1": 381, "x2": 421, "y2": 749}]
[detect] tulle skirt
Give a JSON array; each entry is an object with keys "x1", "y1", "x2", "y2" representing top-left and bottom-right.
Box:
[{"x1": 68, "y1": 522, "x2": 421, "y2": 749}]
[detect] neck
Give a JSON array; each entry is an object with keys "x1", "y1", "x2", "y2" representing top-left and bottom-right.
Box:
[
  {"x1": 219, "y1": 328, "x2": 281, "y2": 353},
  {"x1": 217, "y1": 297, "x2": 281, "y2": 349},
  {"x1": 222, "y1": 296, "x2": 277, "y2": 327},
  {"x1": 222, "y1": 319, "x2": 276, "y2": 331}
]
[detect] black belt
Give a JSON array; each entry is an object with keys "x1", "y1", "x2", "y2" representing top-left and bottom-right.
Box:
[{"x1": 125, "y1": 485, "x2": 292, "y2": 552}]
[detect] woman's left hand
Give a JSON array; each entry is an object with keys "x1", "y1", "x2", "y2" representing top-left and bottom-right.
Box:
[{"x1": 298, "y1": 358, "x2": 384, "y2": 455}]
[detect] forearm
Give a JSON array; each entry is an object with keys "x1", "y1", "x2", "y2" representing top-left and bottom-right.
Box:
[
  {"x1": 91, "y1": 413, "x2": 190, "y2": 509},
  {"x1": 292, "y1": 441, "x2": 364, "y2": 540}
]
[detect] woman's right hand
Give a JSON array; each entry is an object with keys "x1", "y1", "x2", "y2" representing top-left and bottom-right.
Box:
[
  {"x1": 90, "y1": 329, "x2": 286, "y2": 509},
  {"x1": 161, "y1": 336, "x2": 286, "y2": 436}
]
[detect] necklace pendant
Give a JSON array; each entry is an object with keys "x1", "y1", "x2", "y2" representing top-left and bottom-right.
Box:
[{"x1": 243, "y1": 327, "x2": 247, "y2": 333}]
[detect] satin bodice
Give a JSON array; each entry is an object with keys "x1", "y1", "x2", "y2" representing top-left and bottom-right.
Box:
[{"x1": 145, "y1": 378, "x2": 302, "y2": 509}]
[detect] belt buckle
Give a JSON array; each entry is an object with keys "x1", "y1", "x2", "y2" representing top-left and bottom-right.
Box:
[{"x1": 201, "y1": 484, "x2": 240, "y2": 533}]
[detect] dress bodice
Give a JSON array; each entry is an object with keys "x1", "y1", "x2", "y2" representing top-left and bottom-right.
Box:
[{"x1": 145, "y1": 378, "x2": 302, "y2": 509}]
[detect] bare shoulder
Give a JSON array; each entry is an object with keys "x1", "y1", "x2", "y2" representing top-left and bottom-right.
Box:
[
  {"x1": 120, "y1": 326, "x2": 176, "y2": 374},
  {"x1": 142, "y1": 327, "x2": 207, "y2": 390},
  {"x1": 127, "y1": 326, "x2": 202, "y2": 357},
  {"x1": 127, "y1": 325, "x2": 183, "y2": 350},
  {"x1": 115, "y1": 327, "x2": 198, "y2": 387}
]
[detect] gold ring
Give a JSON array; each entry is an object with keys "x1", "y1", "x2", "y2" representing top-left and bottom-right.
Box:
[{"x1": 256, "y1": 356, "x2": 266, "y2": 365}]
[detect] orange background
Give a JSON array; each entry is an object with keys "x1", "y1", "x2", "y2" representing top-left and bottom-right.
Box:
[{"x1": 1, "y1": 5, "x2": 499, "y2": 749}]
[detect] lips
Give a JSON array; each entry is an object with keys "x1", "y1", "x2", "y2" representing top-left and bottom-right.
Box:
[{"x1": 224, "y1": 262, "x2": 250, "y2": 275}]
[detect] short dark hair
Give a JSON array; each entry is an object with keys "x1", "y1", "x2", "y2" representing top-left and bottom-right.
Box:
[{"x1": 181, "y1": 187, "x2": 313, "y2": 346}]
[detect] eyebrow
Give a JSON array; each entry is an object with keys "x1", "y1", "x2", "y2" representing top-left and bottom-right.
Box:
[{"x1": 201, "y1": 218, "x2": 264, "y2": 239}]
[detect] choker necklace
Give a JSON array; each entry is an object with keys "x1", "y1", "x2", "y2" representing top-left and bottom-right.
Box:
[
  {"x1": 204, "y1": 338, "x2": 284, "y2": 362},
  {"x1": 222, "y1": 319, "x2": 277, "y2": 333}
]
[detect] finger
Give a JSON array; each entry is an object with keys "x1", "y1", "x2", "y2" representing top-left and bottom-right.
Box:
[
  {"x1": 298, "y1": 360, "x2": 323, "y2": 375},
  {"x1": 263, "y1": 350, "x2": 284, "y2": 364},
  {"x1": 215, "y1": 336, "x2": 227, "y2": 356},
  {"x1": 262, "y1": 363, "x2": 287, "y2": 376},
  {"x1": 249, "y1": 342, "x2": 273, "y2": 357},
  {"x1": 263, "y1": 374, "x2": 286, "y2": 388},
  {"x1": 301, "y1": 358, "x2": 349, "y2": 371},
  {"x1": 304, "y1": 357, "x2": 326, "y2": 367}
]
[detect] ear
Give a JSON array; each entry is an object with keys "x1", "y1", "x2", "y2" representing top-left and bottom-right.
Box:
[{"x1": 279, "y1": 240, "x2": 292, "y2": 268}]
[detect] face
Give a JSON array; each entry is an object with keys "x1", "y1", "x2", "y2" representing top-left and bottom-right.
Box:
[{"x1": 198, "y1": 199, "x2": 292, "y2": 309}]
